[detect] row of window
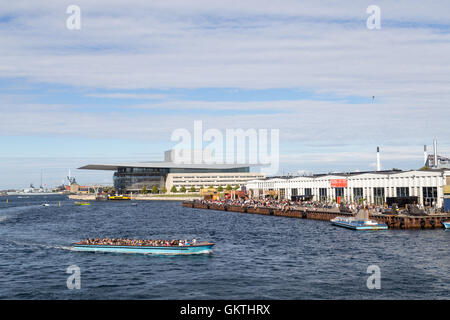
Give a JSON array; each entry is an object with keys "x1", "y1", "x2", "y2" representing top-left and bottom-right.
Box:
[
  {"x1": 172, "y1": 176, "x2": 262, "y2": 180},
  {"x1": 287, "y1": 187, "x2": 438, "y2": 202},
  {"x1": 173, "y1": 180, "x2": 252, "y2": 184}
]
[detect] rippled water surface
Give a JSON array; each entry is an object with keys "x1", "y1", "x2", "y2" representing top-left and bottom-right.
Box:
[{"x1": 0, "y1": 195, "x2": 449, "y2": 299}]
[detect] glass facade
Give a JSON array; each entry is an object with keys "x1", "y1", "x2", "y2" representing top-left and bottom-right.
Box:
[
  {"x1": 114, "y1": 168, "x2": 167, "y2": 192},
  {"x1": 319, "y1": 188, "x2": 327, "y2": 201},
  {"x1": 422, "y1": 187, "x2": 438, "y2": 206},
  {"x1": 373, "y1": 187, "x2": 385, "y2": 205},
  {"x1": 396, "y1": 187, "x2": 409, "y2": 197},
  {"x1": 334, "y1": 187, "x2": 344, "y2": 199},
  {"x1": 353, "y1": 188, "x2": 364, "y2": 201}
]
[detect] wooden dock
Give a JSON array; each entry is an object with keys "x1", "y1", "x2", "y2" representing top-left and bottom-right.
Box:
[{"x1": 182, "y1": 201, "x2": 450, "y2": 230}]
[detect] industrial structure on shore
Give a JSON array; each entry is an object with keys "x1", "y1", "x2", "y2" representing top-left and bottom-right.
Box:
[{"x1": 246, "y1": 140, "x2": 450, "y2": 209}]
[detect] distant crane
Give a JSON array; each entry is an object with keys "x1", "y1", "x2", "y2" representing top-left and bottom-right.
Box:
[{"x1": 67, "y1": 169, "x2": 77, "y2": 185}]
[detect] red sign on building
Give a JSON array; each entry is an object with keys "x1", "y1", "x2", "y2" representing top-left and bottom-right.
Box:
[{"x1": 330, "y1": 179, "x2": 348, "y2": 188}]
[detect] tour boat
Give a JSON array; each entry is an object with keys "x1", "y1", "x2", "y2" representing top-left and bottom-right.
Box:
[
  {"x1": 72, "y1": 242, "x2": 215, "y2": 255},
  {"x1": 331, "y1": 216, "x2": 388, "y2": 230},
  {"x1": 443, "y1": 221, "x2": 450, "y2": 229}
]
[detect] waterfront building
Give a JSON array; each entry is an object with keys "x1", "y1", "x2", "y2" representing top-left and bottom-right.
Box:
[
  {"x1": 79, "y1": 150, "x2": 265, "y2": 193},
  {"x1": 246, "y1": 169, "x2": 450, "y2": 208}
]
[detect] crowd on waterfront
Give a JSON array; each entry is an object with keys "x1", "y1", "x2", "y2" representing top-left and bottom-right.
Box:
[
  {"x1": 196, "y1": 197, "x2": 446, "y2": 216},
  {"x1": 198, "y1": 197, "x2": 385, "y2": 213},
  {"x1": 77, "y1": 238, "x2": 197, "y2": 246}
]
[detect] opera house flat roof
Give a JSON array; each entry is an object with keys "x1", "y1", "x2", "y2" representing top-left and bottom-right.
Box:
[{"x1": 78, "y1": 162, "x2": 250, "y2": 171}]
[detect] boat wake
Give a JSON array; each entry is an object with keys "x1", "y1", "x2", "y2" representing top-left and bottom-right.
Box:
[
  {"x1": 0, "y1": 204, "x2": 42, "y2": 223},
  {"x1": 11, "y1": 240, "x2": 76, "y2": 252}
]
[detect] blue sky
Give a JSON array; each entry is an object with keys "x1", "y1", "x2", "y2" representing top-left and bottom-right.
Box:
[{"x1": 1, "y1": 1, "x2": 450, "y2": 189}]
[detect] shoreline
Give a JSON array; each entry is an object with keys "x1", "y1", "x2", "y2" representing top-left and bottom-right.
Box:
[{"x1": 68, "y1": 194, "x2": 202, "y2": 201}]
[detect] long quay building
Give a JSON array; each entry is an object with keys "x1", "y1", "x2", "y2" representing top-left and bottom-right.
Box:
[{"x1": 246, "y1": 169, "x2": 450, "y2": 208}]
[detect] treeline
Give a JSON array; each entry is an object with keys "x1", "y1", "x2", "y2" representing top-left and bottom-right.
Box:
[{"x1": 141, "y1": 184, "x2": 240, "y2": 194}]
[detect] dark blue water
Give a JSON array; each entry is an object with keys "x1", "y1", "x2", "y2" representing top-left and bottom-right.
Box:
[{"x1": 0, "y1": 195, "x2": 448, "y2": 299}]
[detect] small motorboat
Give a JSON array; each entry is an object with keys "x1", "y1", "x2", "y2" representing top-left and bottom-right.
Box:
[
  {"x1": 74, "y1": 202, "x2": 90, "y2": 206},
  {"x1": 331, "y1": 216, "x2": 388, "y2": 230},
  {"x1": 108, "y1": 195, "x2": 131, "y2": 201},
  {"x1": 42, "y1": 203, "x2": 50, "y2": 207},
  {"x1": 443, "y1": 221, "x2": 450, "y2": 229},
  {"x1": 131, "y1": 203, "x2": 138, "y2": 206},
  {"x1": 72, "y1": 242, "x2": 214, "y2": 255}
]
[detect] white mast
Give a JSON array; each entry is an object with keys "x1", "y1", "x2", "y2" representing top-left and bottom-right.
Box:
[
  {"x1": 424, "y1": 145, "x2": 427, "y2": 166},
  {"x1": 433, "y1": 138, "x2": 438, "y2": 168},
  {"x1": 376, "y1": 147, "x2": 381, "y2": 171}
]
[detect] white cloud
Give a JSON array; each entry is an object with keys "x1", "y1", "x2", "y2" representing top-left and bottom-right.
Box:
[
  {"x1": 84, "y1": 93, "x2": 168, "y2": 99},
  {"x1": 0, "y1": 1, "x2": 449, "y2": 98},
  {"x1": 1, "y1": 0, "x2": 450, "y2": 184}
]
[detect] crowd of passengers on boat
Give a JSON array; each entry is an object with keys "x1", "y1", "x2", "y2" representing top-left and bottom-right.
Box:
[{"x1": 78, "y1": 238, "x2": 197, "y2": 246}]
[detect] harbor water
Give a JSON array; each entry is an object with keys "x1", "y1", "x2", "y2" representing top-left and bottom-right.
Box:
[{"x1": 0, "y1": 195, "x2": 449, "y2": 299}]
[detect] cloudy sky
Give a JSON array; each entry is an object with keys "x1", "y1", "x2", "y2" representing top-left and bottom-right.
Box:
[{"x1": 1, "y1": 0, "x2": 450, "y2": 189}]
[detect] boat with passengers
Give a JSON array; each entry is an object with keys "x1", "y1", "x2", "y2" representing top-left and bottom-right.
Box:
[
  {"x1": 331, "y1": 216, "x2": 388, "y2": 230},
  {"x1": 72, "y1": 238, "x2": 214, "y2": 255}
]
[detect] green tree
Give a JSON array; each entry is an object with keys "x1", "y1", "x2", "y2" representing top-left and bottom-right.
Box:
[
  {"x1": 170, "y1": 186, "x2": 178, "y2": 193},
  {"x1": 226, "y1": 184, "x2": 232, "y2": 191},
  {"x1": 180, "y1": 186, "x2": 186, "y2": 193},
  {"x1": 419, "y1": 166, "x2": 431, "y2": 171},
  {"x1": 217, "y1": 185, "x2": 224, "y2": 192},
  {"x1": 234, "y1": 185, "x2": 240, "y2": 190},
  {"x1": 151, "y1": 186, "x2": 159, "y2": 194},
  {"x1": 189, "y1": 186, "x2": 196, "y2": 192},
  {"x1": 141, "y1": 186, "x2": 148, "y2": 194},
  {"x1": 161, "y1": 187, "x2": 167, "y2": 194}
]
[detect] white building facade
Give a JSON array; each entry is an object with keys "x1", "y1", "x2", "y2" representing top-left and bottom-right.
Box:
[
  {"x1": 246, "y1": 170, "x2": 450, "y2": 207},
  {"x1": 166, "y1": 172, "x2": 265, "y2": 190}
]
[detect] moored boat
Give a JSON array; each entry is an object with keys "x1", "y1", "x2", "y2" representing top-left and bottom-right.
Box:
[
  {"x1": 72, "y1": 242, "x2": 215, "y2": 255},
  {"x1": 108, "y1": 195, "x2": 131, "y2": 201},
  {"x1": 443, "y1": 221, "x2": 450, "y2": 229},
  {"x1": 331, "y1": 216, "x2": 388, "y2": 230}
]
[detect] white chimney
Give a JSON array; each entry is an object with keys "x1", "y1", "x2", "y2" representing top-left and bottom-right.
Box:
[
  {"x1": 376, "y1": 146, "x2": 381, "y2": 171},
  {"x1": 424, "y1": 145, "x2": 427, "y2": 166},
  {"x1": 433, "y1": 138, "x2": 438, "y2": 168}
]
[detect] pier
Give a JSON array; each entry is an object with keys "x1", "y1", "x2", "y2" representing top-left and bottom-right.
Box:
[{"x1": 182, "y1": 201, "x2": 450, "y2": 230}]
